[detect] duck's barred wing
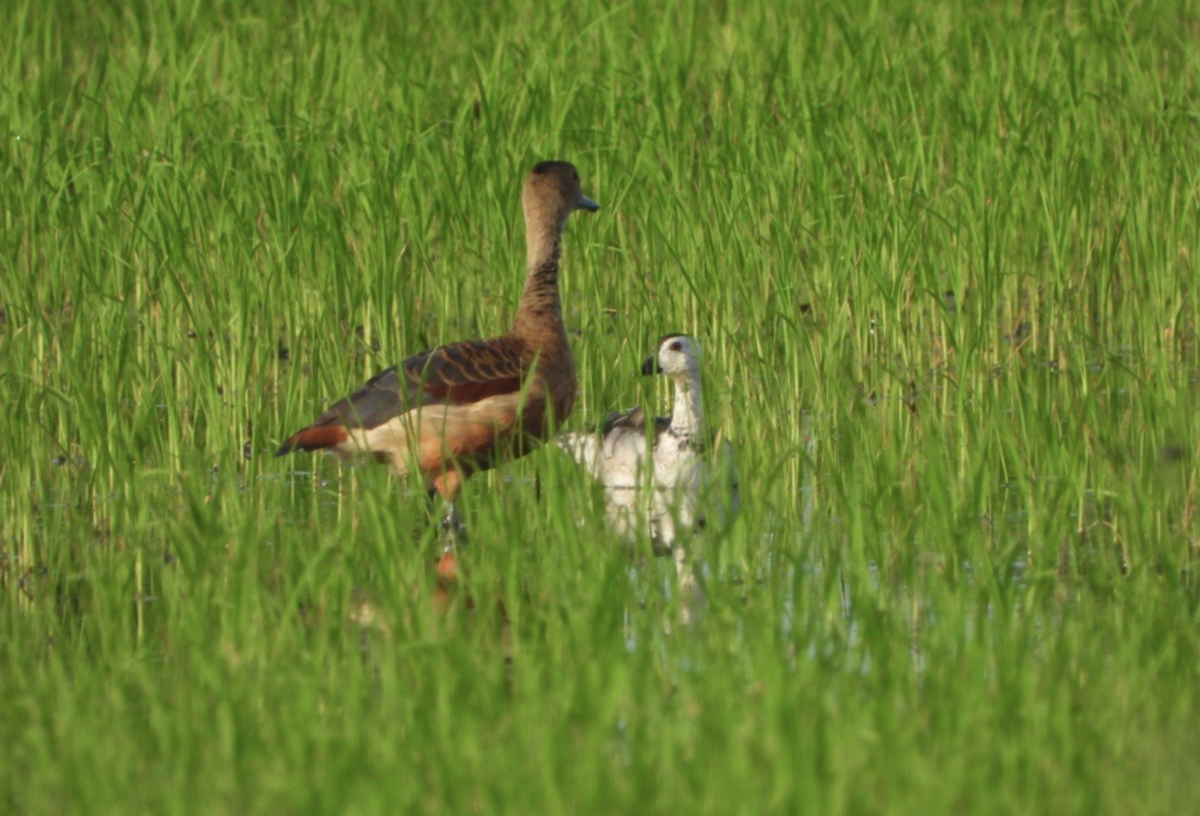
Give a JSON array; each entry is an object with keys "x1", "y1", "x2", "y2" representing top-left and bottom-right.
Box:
[{"x1": 276, "y1": 337, "x2": 528, "y2": 455}]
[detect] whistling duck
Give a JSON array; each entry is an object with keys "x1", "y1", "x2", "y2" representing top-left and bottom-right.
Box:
[
  {"x1": 558, "y1": 335, "x2": 739, "y2": 550},
  {"x1": 277, "y1": 161, "x2": 599, "y2": 538}
]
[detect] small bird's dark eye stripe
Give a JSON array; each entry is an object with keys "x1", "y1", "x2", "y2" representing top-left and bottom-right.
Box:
[{"x1": 670, "y1": 341, "x2": 683, "y2": 351}]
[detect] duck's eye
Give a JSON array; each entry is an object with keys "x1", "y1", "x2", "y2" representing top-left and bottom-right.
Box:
[
  {"x1": 572, "y1": 171, "x2": 579, "y2": 181},
  {"x1": 670, "y1": 341, "x2": 683, "y2": 352}
]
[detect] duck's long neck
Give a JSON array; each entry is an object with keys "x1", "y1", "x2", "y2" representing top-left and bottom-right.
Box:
[
  {"x1": 669, "y1": 373, "x2": 704, "y2": 438},
  {"x1": 513, "y1": 215, "x2": 567, "y2": 341}
]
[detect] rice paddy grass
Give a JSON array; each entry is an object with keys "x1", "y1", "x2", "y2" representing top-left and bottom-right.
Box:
[{"x1": 2, "y1": 0, "x2": 1199, "y2": 813}]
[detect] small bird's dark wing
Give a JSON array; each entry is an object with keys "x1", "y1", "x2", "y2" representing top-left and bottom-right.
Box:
[{"x1": 601, "y1": 406, "x2": 647, "y2": 435}]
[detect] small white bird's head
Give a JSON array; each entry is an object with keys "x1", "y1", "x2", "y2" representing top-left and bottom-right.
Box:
[{"x1": 641, "y1": 334, "x2": 702, "y2": 379}]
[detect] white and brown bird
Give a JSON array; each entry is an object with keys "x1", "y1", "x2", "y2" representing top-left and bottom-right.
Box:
[
  {"x1": 558, "y1": 334, "x2": 739, "y2": 552},
  {"x1": 277, "y1": 161, "x2": 599, "y2": 547}
]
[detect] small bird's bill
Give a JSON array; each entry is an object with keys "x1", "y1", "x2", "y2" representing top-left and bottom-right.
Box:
[{"x1": 579, "y1": 194, "x2": 601, "y2": 212}]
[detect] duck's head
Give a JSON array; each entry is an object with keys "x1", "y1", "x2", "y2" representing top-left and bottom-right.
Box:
[
  {"x1": 523, "y1": 161, "x2": 600, "y2": 229},
  {"x1": 641, "y1": 334, "x2": 702, "y2": 378}
]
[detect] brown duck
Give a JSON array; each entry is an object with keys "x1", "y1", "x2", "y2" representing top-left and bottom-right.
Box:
[{"x1": 277, "y1": 161, "x2": 599, "y2": 542}]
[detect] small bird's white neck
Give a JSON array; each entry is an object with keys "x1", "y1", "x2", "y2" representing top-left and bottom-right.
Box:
[{"x1": 669, "y1": 373, "x2": 703, "y2": 438}]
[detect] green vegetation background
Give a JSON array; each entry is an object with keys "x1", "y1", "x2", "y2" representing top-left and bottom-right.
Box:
[{"x1": 2, "y1": 0, "x2": 1198, "y2": 813}]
